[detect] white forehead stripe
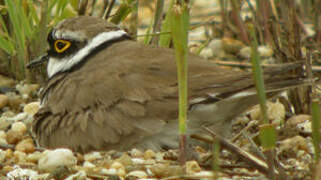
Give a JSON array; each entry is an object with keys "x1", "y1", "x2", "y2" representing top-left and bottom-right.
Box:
[
  {"x1": 47, "y1": 30, "x2": 127, "y2": 78},
  {"x1": 54, "y1": 30, "x2": 86, "y2": 42}
]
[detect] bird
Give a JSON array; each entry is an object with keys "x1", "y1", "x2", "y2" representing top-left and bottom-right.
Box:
[{"x1": 28, "y1": 16, "x2": 305, "y2": 153}]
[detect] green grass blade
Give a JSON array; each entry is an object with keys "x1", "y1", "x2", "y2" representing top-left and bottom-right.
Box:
[{"x1": 158, "y1": 0, "x2": 174, "y2": 47}]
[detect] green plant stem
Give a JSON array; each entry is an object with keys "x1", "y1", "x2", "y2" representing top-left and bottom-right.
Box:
[
  {"x1": 170, "y1": 0, "x2": 190, "y2": 165},
  {"x1": 250, "y1": 26, "x2": 276, "y2": 180}
]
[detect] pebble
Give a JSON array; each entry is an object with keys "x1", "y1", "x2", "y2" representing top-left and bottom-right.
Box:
[
  {"x1": 0, "y1": 94, "x2": 8, "y2": 109},
  {"x1": 83, "y1": 161, "x2": 96, "y2": 169},
  {"x1": 0, "y1": 130, "x2": 6, "y2": 139},
  {"x1": 0, "y1": 74, "x2": 15, "y2": 87},
  {"x1": 13, "y1": 151, "x2": 27, "y2": 164},
  {"x1": 23, "y1": 102, "x2": 40, "y2": 116},
  {"x1": 208, "y1": 39, "x2": 225, "y2": 57},
  {"x1": 286, "y1": 114, "x2": 311, "y2": 127},
  {"x1": 6, "y1": 112, "x2": 28, "y2": 123},
  {"x1": 130, "y1": 148, "x2": 144, "y2": 158},
  {"x1": 15, "y1": 138, "x2": 35, "y2": 153},
  {"x1": 6, "y1": 92, "x2": 25, "y2": 110},
  {"x1": 258, "y1": 45, "x2": 273, "y2": 57},
  {"x1": 149, "y1": 164, "x2": 184, "y2": 178},
  {"x1": 38, "y1": 148, "x2": 77, "y2": 173},
  {"x1": 185, "y1": 160, "x2": 202, "y2": 174},
  {"x1": 83, "y1": 151, "x2": 102, "y2": 162},
  {"x1": 11, "y1": 121, "x2": 27, "y2": 134},
  {"x1": 26, "y1": 151, "x2": 42, "y2": 163},
  {"x1": 0, "y1": 149, "x2": 6, "y2": 163},
  {"x1": 7, "y1": 166, "x2": 38, "y2": 179},
  {"x1": 16, "y1": 83, "x2": 39, "y2": 97},
  {"x1": 250, "y1": 101, "x2": 285, "y2": 124},
  {"x1": 222, "y1": 38, "x2": 245, "y2": 55},
  {"x1": 239, "y1": 46, "x2": 274, "y2": 59},
  {"x1": 144, "y1": 149, "x2": 156, "y2": 159},
  {"x1": 297, "y1": 120, "x2": 312, "y2": 134},
  {"x1": 65, "y1": 170, "x2": 87, "y2": 180},
  {"x1": 278, "y1": 135, "x2": 308, "y2": 153},
  {"x1": 116, "y1": 153, "x2": 133, "y2": 166},
  {"x1": 126, "y1": 170, "x2": 148, "y2": 179},
  {"x1": 6, "y1": 129, "x2": 24, "y2": 144},
  {"x1": 239, "y1": 46, "x2": 252, "y2": 59},
  {"x1": 200, "y1": 47, "x2": 213, "y2": 59}
]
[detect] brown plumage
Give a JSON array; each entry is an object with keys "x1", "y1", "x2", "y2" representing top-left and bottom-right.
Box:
[{"x1": 31, "y1": 16, "x2": 305, "y2": 153}]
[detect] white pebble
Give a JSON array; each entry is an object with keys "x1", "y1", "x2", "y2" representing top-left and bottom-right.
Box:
[
  {"x1": 65, "y1": 170, "x2": 87, "y2": 180},
  {"x1": 84, "y1": 151, "x2": 102, "y2": 162},
  {"x1": 127, "y1": 170, "x2": 148, "y2": 179},
  {"x1": 38, "y1": 148, "x2": 77, "y2": 172},
  {"x1": 132, "y1": 158, "x2": 145, "y2": 164},
  {"x1": 7, "y1": 165, "x2": 38, "y2": 179},
  {"x1": 100, "y1": 168, "x2": 117, "y2": 175},
  {"x1": 258, "y1": 45, "x2": 273, "y2": 57},
  {"x1": 83, "y1": 161, "x2": 96, "y2": 168}
]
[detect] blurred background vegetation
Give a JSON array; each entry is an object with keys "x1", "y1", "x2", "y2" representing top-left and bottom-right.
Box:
[{"x1": 0, "y1": 0, "x2": 319, "y2": 81}]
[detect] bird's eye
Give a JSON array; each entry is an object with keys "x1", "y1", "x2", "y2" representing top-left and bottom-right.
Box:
[{"x1": 54, "y1": 40, "x2": 71, "y2": 53}]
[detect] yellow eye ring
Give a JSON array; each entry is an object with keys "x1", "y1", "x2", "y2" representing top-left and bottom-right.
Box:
[{"x1": 54, "y1": 40, "x2": 71, "y2": 53}]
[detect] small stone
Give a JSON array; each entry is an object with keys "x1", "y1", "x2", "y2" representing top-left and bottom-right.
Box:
[
  {"x1": 7, "y1": 113, "x2": 28, "y2": 122},
  {"x1": 5, "y1": 149, "x2": 13, "y2": 159},
  {"x1": 6, "y1": 129, "x2": 24, "y2": 144},
  {"x1": 250, "y1": 101, "x2": 285, "y2": 124},
  {"x1": 0, "y1": 75, "x2": 15, "y2": 87},
  {"x1": 297, "y1": 120, "x2": 312, "y2": 134},
  {"x1": 286, "y1": 114, "x2": 311, "y2": 127},
  {"x1": 116, "y1": 153, "x2": 133, "y2": 166},
  {"x1": 26, "y1": 151, "x2": 42, "y2": 163},
  {"x1": 129, "y1": 148, "x2": 143, "y2": 158},
  {"x1": 13, "y1": 151, "x2": 27, "y2": 163},
  {"x1": 84, "y1": 151, "x2": 102, "y2": 162},
  {"x1": 65, "y1": 170, "x2": 87, "y2": 180},
  {"x1": 200, "y1": 47, "x2": 213, "y2": 59},
  {"x1": 239, "y1": 46, "x2": 252, "y2": 59},
  {"x1": 208, "y1": 39, "x2": 224, "y2": 57},
  {"x1": 150, "y1": 164, "x2": 184, "y2": 178},
  {"x1": 144, "y1": 149, "x2": 156, "y2": 159},
  {"x1": 11, "y1": 121, "x2": 27, "y2": 134},
  {"x1": 38, "y1": 148, "x2": 77, "y2": 173},
  {"x1": 15, "y1": 138, "x2": 35, "y2": 153},
  {"x1": 111, "y1": 161, "x2": 125, "y2": 170},
  {"x1": 258, "y1": 45, "x2": 273, "y2": 57},
  {"x1": 0, "y1": 94, "x2": 8, "y2": 109},
  {"x1": 126, "y1": 170, "x2": 148, "y2": 179},
  {"x1": 185, "y1": 160, "x2": 202, "y2": 174},
  {"x1": 16, "y1": 83, "x2": 39, "y2": 97},
  {"x1": 7, "y1": 166, "x2": 38, "y2": 179},
  {"x1": 278, "y1": 135, "x2": 308, "y2": 153},
  {"x1": 117, "y1": 168, "x2": 126, "y2": 177},
  {"x1": 0, "y1": 149, "x2": 6, "y2": 163},
  {"x1": 83, "y1": 161, "x2": 96, "y2": 168},
  {"x1": 222, "y1": 38, "x2": 245, "y2": 55},
  {"x1": 23, "y1": 102, "x2": 40, "y2": 116},
  {"x1": 3, "y1": 165, "x2": 14, "y2": 174},
  {"x1": 6, "y1": 92, "x2": 25, "y2": 110},
  {"x1": 0, "y1": 130, "x2": 7, "y2": 139}
]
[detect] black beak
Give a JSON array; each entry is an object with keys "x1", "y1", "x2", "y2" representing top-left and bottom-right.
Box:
[{"x1": 26, "y1": 54, "x2": 49, "y2": 69}]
